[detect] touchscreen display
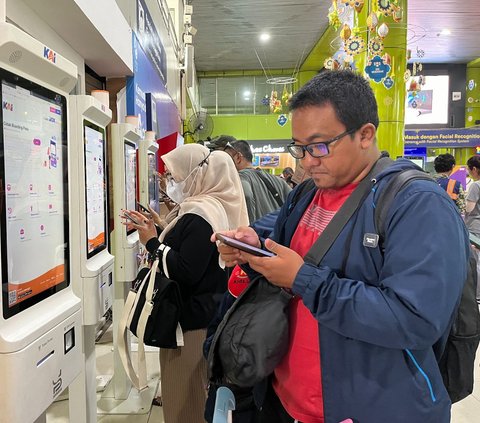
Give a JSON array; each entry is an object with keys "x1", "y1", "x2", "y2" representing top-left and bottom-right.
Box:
[
  {"x1": 0, "y1": 68, "x2": 68, "y2": 318},
  {"x1": 84, "y1": 122, "x2": 107, "y2": 257},
  {"x1": 148, "y1": 152, "x2": 159, "y2": 213},
  {"x1": 124, "y1": 141, "x2": 137, "y2": 234}
]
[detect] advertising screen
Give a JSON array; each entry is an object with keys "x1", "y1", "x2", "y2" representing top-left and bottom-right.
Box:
[
  {"x1": 148, "y1": 153, "x2": 159, "y2": 213},
  {"x1": 0, "y1": 68, "x2": 68, "y2": 319},
  {"x1": 84, "y1": 121, "x2": 107, "y2": 258},
  {"x1": 124, "y1": 141, "x2": 137, "y2": 234}
]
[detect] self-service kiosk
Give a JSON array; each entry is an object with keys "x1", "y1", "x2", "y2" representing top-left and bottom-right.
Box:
[
  {"x1": 97, "y1": 123, "x2": 156, "y2": 414},
  {"x1": 68, "y1": 95, "x2": 114, "y2": 422},
  {"x1": 138, "y1": 130, "x2": 159, "y2": 213},
  {"x1": 0, "y1": 22, "x2": 82, "y2": 423}
]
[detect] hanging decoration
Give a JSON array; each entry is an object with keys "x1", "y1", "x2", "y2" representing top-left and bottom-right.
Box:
[
  {"x1": 367, "y1": 12, "x2": 379, "y2": 32},
  {"x1": 324, "y1": 57, "x2": 341, "y2": 70},
  {"x1": 354, "y1": 0, "x2": 365, "y2": 13},
  {"x1": 282, "y1": 86, "x2": 292, "y2": 106},
  {"x1": 377, "y1": 0, "x2": 395, "y2": 17},
  {"x1": 340, "y1": 23, "x2": 352, "y2": 41},
  {"x1": 269, "y1": 90, "x2": 283, "y2": 114},
  {"x1": 377, "y1": 23, "x2": 389, "y2": 39},
  {"x1": 328, "y1": 0, "x2": 342, "y2": 29},
  {"x1": 345, "y1": 35, "x2": 366, "y2": 57},
  {"x1": 261, "y1": 95, "x2": 270, "y2": 107},
  {"x1": 368, "y1": 36, "x2": 384, "y2": 56},
  {"x1": 364, "y1": 55, "x2": 391, "y2": 83}
]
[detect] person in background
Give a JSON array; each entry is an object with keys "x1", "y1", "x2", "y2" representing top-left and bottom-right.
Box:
[
  {"x1": 433, "y1": 153, "x2": 466, "y2": 215},
  {"x1": 122, "y1": 144, "x2": 248, "y2": 423},
  {"x1": 215, "y1": 70, "x2": 468, "y2": 423},
  {"x1": 465, "y1": 155, "x2": 480, "y2": 302},
  {"x1": 281, "y1": 167, "x2": 296, "y2": 188}
]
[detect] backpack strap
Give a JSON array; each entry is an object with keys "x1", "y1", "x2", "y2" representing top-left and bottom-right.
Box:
[
  {"x1": 255, "y1": 170, "x2": 284, "y2": 208},
  {"x1": 375, "y1": 169, "x2": 435, "y2": 246},
  {"x1": 446, "y1": 178, "x2": 459, "y2": 200}
]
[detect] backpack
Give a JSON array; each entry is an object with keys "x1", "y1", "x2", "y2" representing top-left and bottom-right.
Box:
[{"x1": 375, "y1": 167, "x2": 480, "y2": 403}]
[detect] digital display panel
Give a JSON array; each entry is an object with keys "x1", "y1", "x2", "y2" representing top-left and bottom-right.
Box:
[
  {"x1": 124, "y1": 141, "x2": 137, "y2": 234},
  {"x1": 148, "y1": 153, "x2": 159, "y2": 213},
  {"x1": 84, "y1": 121, "x2": 107, "y2": 258},
  {"x1": 0, "y1": 68, "x2": 69, "y2": 318},
  {"x1": 405, "y1": 75, "x2": 449, "y2": 125}
]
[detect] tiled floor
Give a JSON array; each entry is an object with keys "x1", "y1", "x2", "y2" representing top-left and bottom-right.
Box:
[{"x1": 47, "y1": 326, "x2": 480, "y2": 423}]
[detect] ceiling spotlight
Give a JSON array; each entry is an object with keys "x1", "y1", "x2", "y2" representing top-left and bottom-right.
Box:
[
  {"x1": 440, "y1": 29, "x2": 451, "y2": 36},
  {"x1": 260, "y1": 33, "x2": 270, "y2": 42},
  {"x1": 244, "y1": 90, "x2": 251, "y2": 96}
]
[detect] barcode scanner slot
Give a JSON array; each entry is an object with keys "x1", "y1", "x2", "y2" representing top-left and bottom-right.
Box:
[{"x1": 37, "y1": 350, "x2": 54, "y2": 367}]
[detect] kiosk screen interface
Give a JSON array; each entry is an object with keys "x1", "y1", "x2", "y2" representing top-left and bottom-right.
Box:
[
  {"x1": 84, "y1": 121, "x2": 107, "y2": 258},
  {"x1": 148, "y1": 153, "x2": 159, "y2": 213},
  {"x1": 0, "y1": 68, "x2": 68, "y2": 319},
  {"x1": 124, "y1": 141, "x2": 137, "y2": 234}
]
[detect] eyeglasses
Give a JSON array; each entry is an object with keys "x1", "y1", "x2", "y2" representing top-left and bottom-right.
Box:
[{"x1": 287, "y1": 128, "x2": 358, "y2": 159}]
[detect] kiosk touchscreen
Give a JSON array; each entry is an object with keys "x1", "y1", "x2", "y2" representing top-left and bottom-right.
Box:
[
  {"x1": 68, "y1": 95, "x2": 114, "y2": 422},
  {"x1": 138, "y1": 131, "x2": 159, "y2": 213},
  {"x1": 0, "y1": 22, "x2": 81, "y2": 423}
]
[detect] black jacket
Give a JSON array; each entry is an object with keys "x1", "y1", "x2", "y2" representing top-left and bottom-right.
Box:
[{"x1": 146, "y1": 213, "x2": 227, "y2": 331}]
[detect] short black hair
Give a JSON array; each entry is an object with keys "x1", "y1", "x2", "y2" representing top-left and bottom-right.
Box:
[
  {"x1": 434, "y1": 153, "x2": 455, "y2": 173},
  {"x1": 289, "y1": 70, "x2": 379, "y2": 130},
  {"x1": 208, "y1": 134, "x2": 237, "y2": 150},
  {"x1": 467, "y1": 155, "x2": 480, "y2": 170},
  {"x1": 231, "y1": 140, "x2": 253, "y2": 163}
]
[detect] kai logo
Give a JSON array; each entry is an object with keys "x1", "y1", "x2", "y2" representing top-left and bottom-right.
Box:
[
  {"x1": 2, "y1": 101, "x2": 13, "y2": 111},
  {"x1": 52, "y1": 369, "x2": 63, "y2": 397},
  {"x1": 43, "y1": 47, "x2": 57, "y2": 63}
]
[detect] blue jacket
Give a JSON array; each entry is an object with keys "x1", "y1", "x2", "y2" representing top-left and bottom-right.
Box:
[{"x1": 257, "y1": 160, "x2": 469, "y2": 423}]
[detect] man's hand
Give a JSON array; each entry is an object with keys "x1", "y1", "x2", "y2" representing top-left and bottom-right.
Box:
[
  {"x1": 243, "y1": 238, "x2": 304, "y2": 289},
  {"x1": 211, "y1": 226, "x2": 260, "y2": 267}
]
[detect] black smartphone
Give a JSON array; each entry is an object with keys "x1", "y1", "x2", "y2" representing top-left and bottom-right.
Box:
[
  {"x1": 122, "y1": 211, "x2": 139, "y2": 225},
  {"x1": 136, "y1": 201, "x2": 150, "y2": 213},
  {"x1": 469, "y1": 233, "x2": 480, "y2": 249},
  {"x1": 215, "y1": 233, "x2": 275, "y2": 257}
]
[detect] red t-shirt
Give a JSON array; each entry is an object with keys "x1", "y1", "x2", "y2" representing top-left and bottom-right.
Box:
[{"x1": 273, "y1": 183, "x2": 357, "y2": 423}]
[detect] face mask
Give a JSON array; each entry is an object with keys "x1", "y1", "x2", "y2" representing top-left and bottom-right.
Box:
[{"x1": 166, "y1": 179, "x2": 187, "y2": 204}]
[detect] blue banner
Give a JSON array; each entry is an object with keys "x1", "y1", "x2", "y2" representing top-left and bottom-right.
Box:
[
  {"x1": 404, "y1": 128, "x2": 480, "y2": 148},
  {"x1": 136, "y1": 0, "x2": 167, "y2": 84},
  {"x1": 126, "y1": 34, "x2": 180, "y2": 138}
]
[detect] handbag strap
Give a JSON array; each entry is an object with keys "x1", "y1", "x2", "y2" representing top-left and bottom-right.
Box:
[
  {"x1": 255, "y1": 169, "x2": 284, "y2": 207},
  {"x1": 304, "y1": 156, "x2": 392, "y2": 265}
]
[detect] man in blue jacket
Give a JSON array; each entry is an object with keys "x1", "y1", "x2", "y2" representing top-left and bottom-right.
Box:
[{"x1": 216, "y1": 70, "x2": 469, "y2": 423}]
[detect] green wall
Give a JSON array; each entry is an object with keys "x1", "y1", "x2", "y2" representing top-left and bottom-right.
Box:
[{"x1": 211, "y1": 114, "x2": 292, "y2": 140}]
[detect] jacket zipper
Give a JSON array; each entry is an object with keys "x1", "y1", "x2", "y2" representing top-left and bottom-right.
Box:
[{"x1": 405, "y1": 349, "x2": 437, "y2": 402}]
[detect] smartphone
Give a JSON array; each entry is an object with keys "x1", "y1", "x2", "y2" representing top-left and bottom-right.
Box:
[
  {"x1": 136, "y1": 201, "x2": 150, "y2": 213},
  {"x1": 122, "y1": 211, "x2": 139, "y2": 225},
  {"x1": 215, "y1": 233, "x2": 275, "y2": 257},
  {"x1": 469, "y1": 233, "x2": 480, "y2": 249}
]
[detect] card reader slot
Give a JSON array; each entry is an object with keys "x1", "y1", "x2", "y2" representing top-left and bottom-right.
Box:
[{"x1": 37, "y1": 350, "x2": 55, "y2": 367}]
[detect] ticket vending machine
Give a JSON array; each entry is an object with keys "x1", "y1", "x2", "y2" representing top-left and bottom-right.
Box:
[
  {"x1": 98, "y1": 123, "x2": 156, "y2": 414},
  {"x1": 68, "y1": 95, "x2": 114, "y2": 422},
  {"x1": 138, "y1": 131, "x2": 159, "y2": 213},
  {"x1": 0, "y1": 23, "x2": 82, "y2": 422}
]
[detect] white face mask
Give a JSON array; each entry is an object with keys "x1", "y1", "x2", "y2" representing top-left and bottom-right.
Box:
[{"x1": 165, "y1": 165, "x2": 201, "y2": 204}]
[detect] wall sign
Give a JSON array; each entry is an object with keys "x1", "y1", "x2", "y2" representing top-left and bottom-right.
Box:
[{"x1": 405, "y1": 128, "x2": 480, "y2": 148}]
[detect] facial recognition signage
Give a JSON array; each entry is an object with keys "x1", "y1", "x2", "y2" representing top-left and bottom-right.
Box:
[
  {"x1": 404, "y1": 128, "x2": 480, "y2": 148},
  {"x1": 84, "y1": 122, "x2": 107, "y2": 258},
  {"x1": 0, "y1": 68, "x2": 68, "y2": 317}
]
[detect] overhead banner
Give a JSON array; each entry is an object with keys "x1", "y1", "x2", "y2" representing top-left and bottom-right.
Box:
[
  {"x1": 404, "y1": 128, "x2": 480, "y2": 148},
  {"x1": 136, "y1": 0, "x2": 167, "y2": 84}
]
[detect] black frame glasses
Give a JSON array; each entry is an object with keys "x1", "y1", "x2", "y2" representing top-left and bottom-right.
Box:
[{"x1": 287, "y1": 128, "x2": 358, "y2": 159}]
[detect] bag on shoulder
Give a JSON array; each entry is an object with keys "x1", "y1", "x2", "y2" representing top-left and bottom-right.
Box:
[
  {"x1": 117, "y1": 256, "x2": 183, "y2": 390},
  {"x1": 208, "y1": 275, "x2": 293, "y2": 388},
  {"x1": 375, "y1": 166, "x2": 480, "y2": 403}
]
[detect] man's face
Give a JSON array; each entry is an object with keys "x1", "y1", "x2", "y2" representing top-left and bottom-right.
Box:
[
  {"x1": 224, "y1": 147, "x2": 242, "y2": 170},
  {"x1": 291, "y1": 104, "x2": 367, "y2": 189}
]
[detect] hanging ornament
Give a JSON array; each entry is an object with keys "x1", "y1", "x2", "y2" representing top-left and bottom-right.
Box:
[
  {"x1": 328, "y1": 0, "x2": 341, "y2": 29},
  {"x1": 368, "y1": 36, "x2": 384, "y2": 56},
  {"x1": 261, "y1": 95, "x2": 269, "y2": 107},
  {"x1": 282, "y1": 87, "x2": 290, "y2": 105},
  {"x1": 404, "y1": 69, "x2": 412, "y2": 82},
  {"x1": 418, "y1": 63, "x2": 423, "y2": 73},
  {"x1": 344, "y1": 35, "x2": 366, "y2": 57},
  {"x1": 340, "y1": 23, "x2": 352, "y2": 41},
  {"x1": 367, "y1": 12, "x2": 378, "y2": 32},
  {"x1": 382, "y1": 52, "x2": 391, "y2": 65},
  {"x1": 377, "y1": 23, "x2": 389, "y2": 39},
  {"x1": 392, "y1": 5, "x2": 403, "y2": 22},
  {"x1": 273, "y1": 99, "x2": 282, "y2": 114},
  {"x1": 269, "y1": 90, "x2": 278, "y2": 113},
  {"x1": 324, "y1": 57, "x2": 341, "y2": 70},
  {"x1": 377, "y1": 0, "x2": 395, "y2": 16},
  {"x1": 390, "y1": 56, "x2": 395, "y2": 77},
  {"x1": 354, "y1": 0, "x2": 365, "y2": 13},
  {"x1": 416, "y1": 47, "x2": 425, "y2": 58}
]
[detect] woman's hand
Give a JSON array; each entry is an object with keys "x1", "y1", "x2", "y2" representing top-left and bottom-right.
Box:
[
  {"x1": 120, "y1": 209, "x2": 157, "y2": 245},
  {"x1": 146, "y1": 205, "x2": 162, "y2": 227}
]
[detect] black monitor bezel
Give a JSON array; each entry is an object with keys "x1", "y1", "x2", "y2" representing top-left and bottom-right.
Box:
[
  {"x1": 0, "y1": 67, "x2": 69, "y2": 319},
  {"x1": 83, "y1": 120, "x2": 108, "y2": 259}
]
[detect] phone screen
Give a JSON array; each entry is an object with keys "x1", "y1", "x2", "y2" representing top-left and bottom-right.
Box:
[
  {"x1": 136, "y1": 202, "x2": 149, "y2": 213},
  {"x1": 122, "y1": 211, "x2": 139, "y2": 225},
  {"x1": 469, "y1": 233, "x2": 480, "y2": 249},
  {"x1": 215, "y1": 233, "x2": 275, "y2": 257}
]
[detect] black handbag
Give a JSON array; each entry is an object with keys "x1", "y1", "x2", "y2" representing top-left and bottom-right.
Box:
[
  {"x1": 207, "y1": 157, "x2": 392, "y2": 388},
  {"x1": 118, "y1": 257, "x2": 183, "y2": 390}
]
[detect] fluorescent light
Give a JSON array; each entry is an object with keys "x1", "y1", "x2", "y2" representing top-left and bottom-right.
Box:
[
  {"x1": 260, "y1": 33, "x2": 270, "y2": 42},
  {"x1": 440, "y1": 28, "x2": 451, "y2": 35},
  {"x1": 244, "y1": 90, "x2": 251, "y2": 96}
]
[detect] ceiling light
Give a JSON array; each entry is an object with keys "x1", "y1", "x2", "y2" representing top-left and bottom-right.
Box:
[
  {"x1": 259, "y1": 33, "x2": 270, "y2": 42},
  {"x1": 244, "y1": 90, "x2": 251, "y2": 96},
  {"x1": 440, "y1": 29, "x2": 451, "y2": 36}
]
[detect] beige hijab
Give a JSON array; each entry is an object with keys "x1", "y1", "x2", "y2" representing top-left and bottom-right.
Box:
[{"x1": 159, "y1": 143, "x2": 249, "y2": 242}]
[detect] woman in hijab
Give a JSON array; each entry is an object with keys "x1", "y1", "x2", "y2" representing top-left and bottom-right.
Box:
[{"x1": 122, "y1": 143, "x2": 248, "y2": 423}]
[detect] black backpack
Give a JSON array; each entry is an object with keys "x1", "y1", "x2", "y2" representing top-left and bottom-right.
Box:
[{"x1": 375, "y1": 167, "x2": 480, "y2": 403}]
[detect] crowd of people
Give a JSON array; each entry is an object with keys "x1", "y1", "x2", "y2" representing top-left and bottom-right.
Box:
[{"x1": 121, "y1": 70, "x2": 477, "y2": 423}]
